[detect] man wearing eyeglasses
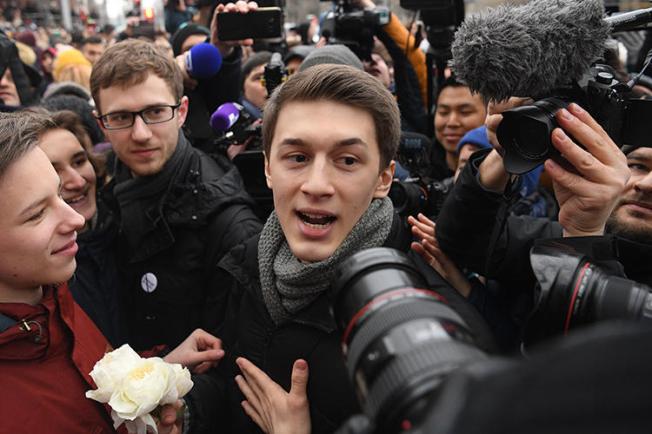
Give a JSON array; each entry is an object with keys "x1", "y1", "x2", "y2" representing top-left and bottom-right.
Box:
[{"x1": 89, "y1": 36, "x2": 261, "y2": 361}]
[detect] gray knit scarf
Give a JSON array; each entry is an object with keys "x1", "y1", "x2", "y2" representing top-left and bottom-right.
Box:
[{"x1": 259, "y1": 197, "x2": 394, "y2": 325}]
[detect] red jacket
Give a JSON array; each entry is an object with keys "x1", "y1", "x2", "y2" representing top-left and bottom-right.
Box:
[{"x1": 0, "y1": 284, "x2": 119, "y2": 434}]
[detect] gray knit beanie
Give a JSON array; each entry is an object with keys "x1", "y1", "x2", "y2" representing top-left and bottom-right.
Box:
[{"x1": 298, "y1": 44, "x2": 363, "y2": 72}]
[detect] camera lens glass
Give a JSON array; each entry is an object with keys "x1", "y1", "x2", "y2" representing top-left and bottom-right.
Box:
[
  {"x1": 332, "y1": 248, "x2": 486, "y2": 432},
  {"x1": 497, "y1": 98, "x2": 568, "y2": 175}
]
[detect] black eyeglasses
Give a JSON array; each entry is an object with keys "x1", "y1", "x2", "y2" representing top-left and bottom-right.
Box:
[{"x1": 96, "y1": 103, "x2": 181, "y2": 130}]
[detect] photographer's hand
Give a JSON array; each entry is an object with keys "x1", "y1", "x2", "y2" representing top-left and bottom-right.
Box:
[
  {"x1": 409, "y1": 214, "x2": 472, "y2": 298},
  {"x1": 547, "y1": 103, "x2": 629, "y2": 237},
  {"x1": 235, "y1": 357, "x2": 311, "y2": 434},
  {"x1": 211, "y1": 1, "x2": 258, "y2": 58},
  {"x1": 481, "y1": 97, "x2": 532, "y2": 192}
]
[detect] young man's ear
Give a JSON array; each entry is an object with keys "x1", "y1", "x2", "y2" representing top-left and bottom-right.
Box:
[
  {"x1": 373, "y1": 160, "x2": 395, "y2": 198},
  {"x1": 176, "y1": 95, "x2": 189, "y2": 127},
  {"x1": 264, "y1": 152, "x2": 273, "y2": 189}
]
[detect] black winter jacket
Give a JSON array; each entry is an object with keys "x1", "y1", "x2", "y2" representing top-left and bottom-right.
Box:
[
  {"x1": 69, "y1": 211, "x2": 128, "y2": 348},
  {"x1": 216, "y1": 214, "x2": 496, "y2": 434},
  {"x1": 99, "y1": 139, "x2": 262, "y2": 352}
]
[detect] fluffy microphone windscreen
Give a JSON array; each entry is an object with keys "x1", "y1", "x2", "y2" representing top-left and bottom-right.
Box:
[{"x1": 452, "y1": 0, "x2": 610, "y2": 102}]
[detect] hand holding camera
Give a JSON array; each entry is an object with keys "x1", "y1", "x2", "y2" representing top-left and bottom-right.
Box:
[{"x1": 545, "y1": 103, "x2": 629, "y2": 237}]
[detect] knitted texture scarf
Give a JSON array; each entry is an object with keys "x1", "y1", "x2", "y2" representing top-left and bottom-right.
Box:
[{"x1": 259, "y1": 197, "x2": 394, "y2": 325}]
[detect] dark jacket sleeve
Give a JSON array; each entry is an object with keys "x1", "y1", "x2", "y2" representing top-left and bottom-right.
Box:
[
  {"x1": 436, "y1": 149, "x2": 562, "y2": 289},
  {"x1": 197, "y1": 46, "x2": 243, "y2": 115},
  {"x1": 376, "y1": 24, "x2": 429, "y2": 135}
]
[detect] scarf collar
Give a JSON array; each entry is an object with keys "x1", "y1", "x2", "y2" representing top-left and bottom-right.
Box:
[{"x1": 258, "y1": 197, "x2": 394, "y2": 325}]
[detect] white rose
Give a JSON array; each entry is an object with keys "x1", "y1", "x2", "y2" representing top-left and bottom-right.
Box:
[
  {"x1": 160, "y1": 363, "x2": 193, "y2": 404},
  {"x1": 109, "y1": 358, "x2": 171, "y2": 420},
  {"x1": 86, "y1": 345, "x2": 194, "y2": 434},
  {"x1": 86, "y1": 344, "x2": 142, "y2": 402}
]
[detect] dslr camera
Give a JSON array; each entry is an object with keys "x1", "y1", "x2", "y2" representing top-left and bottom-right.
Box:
[
  {"x1": 331, "y1": 245, "x2": 652, "y2": 433},
  {"x1": 497, "y1": 63, "x2": 652, "y2": 174}
]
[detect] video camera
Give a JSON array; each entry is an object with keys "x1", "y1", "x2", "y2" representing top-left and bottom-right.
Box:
[
  {"x1": 320, "y1": 0, "x2": 390, "y2": 61},
  {"x1": 399, "y1": 0, "x2": 464, "y2": 62},
  {"x1": 330, "y1": 245, "x2": 652, "y2": 433}
]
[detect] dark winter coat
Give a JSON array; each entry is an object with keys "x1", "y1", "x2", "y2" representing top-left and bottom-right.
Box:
[
  {"x1": 99, "y1": 137, "x2": 261, "y2": 352},
  {"x1": 69, "y1": 213, "x2": 128, "y2": 347},
  {"x1": 437, "y1": 149, "x2": 652, "y2": 287},
  {"x1": 217, "y1": 214, "x2": 496, "y2": 434}
]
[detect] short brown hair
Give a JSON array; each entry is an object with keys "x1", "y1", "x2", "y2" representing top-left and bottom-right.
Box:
[
  {"x1": 90, "y1": 39, "x2": 183, "y2": 112},
  {"x1": 0, "y1": 111, "x2": 55, "y2": 182},
  {"x1": 262, "y1": 64, "x2": 400, "y2": 169}
]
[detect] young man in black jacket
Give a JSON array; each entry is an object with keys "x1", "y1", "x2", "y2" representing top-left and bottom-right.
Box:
[
  {"x1": 215, "y1": 64, "x2": 494, "y2": 434},
  {"x1": 90, "y1": 36, "x2": 261, "y2": 353}
]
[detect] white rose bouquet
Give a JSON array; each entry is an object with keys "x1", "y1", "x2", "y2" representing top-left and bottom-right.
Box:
[{"x1": 86, "y1": 344, "x2": 194, "y2": 434}]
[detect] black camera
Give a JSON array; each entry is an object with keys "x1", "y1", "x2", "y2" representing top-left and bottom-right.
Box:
[
  {"x1": 388, "y1": 177, "x2": 453, "y2": 219},
  {"x1": 389, "y1": 132, "x2": 453, "y2": 218},
  {"x1": 320, "y1": 0, "x2": 390, "y2": 60},
  {"x1": 497, "y1": 63, "x2": 652, "y2": 175},
  {"x1": 331, "y1": 248, "x2": 486, "y2": 434},
  {"x1": 525, "y1": 242, "x2": 652, "y2": 345}
]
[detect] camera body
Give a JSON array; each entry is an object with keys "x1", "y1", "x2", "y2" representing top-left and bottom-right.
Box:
[
  {"x1": 497, "y1": 61, "x2": 652, "y2": 174},
  {"x1": 320, "y1": 0, "x2": 390, "y2": 60},
  {"x1": 388, "y1": 177, "x2": 453, "y2": 219},
  {"x1": 496, "y1": 64, "x2": 639, "y2": 174}
]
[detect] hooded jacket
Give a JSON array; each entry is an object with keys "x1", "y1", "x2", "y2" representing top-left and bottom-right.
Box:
[{"x1": 0, "y1": 284, "x2": 118, "y2": 434}]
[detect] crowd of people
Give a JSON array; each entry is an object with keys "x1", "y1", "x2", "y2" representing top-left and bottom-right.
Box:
[{"x1": 1, "y1": 0, "x2": 652, "y2": 433}]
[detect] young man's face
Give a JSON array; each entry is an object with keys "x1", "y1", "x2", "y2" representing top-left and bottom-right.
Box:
[
  {"x1": 607, "y1": 148, "x2": 652, "y2": 242},
  {"x1": 0, "y1": 147, "x2": 85, "y2": 297},
  {"x1": 243, "y1": 64, "x2": 268, "y2": 111},
  {"x1": 363, "y1": 53, "x2": 392, "y2": 90},
  {"x1": 0, "y1": 68, "x2": 21, "y2": 107},
  {"x1": 97, "y1": 73, "x2": 188, "y2": 177},
  {"x1": 265, "y1": 100, "x2": 394, "y2": 262},
  {"x1": 81, "y1": 42, "x2": 105, "y2": 65},
  {"x1": 39, "y1": 128, "x2": 97, "y2": 224},
  {"x1": 434, "y1": 86, "x2": 486, "y2": 153},
  {"x1": 454, "y1": 143, "x2": 480, "y2": 181}
]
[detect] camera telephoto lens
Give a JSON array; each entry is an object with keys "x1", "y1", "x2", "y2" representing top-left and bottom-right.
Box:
[
  {"x1": 496, "y1": 97, "x2": 568, "y2": 175},
  {"x1": 526, "y1": 244, "x2": 652, "y2": 345},
  {"x1": 331, "y1": 248, "x2": 486, "y2": 433}
]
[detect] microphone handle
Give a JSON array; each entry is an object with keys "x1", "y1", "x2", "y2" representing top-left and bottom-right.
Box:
[{"x1": 606, "y1": 7, "x2": 652, "y2": 32}]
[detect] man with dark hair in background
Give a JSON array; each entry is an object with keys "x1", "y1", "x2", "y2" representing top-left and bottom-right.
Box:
[
  {"x1": 81, "y1": 35, "x2": 106, "y2": 65},
  {"x1": 429, "y1": 76, "x2": 487, "y2": 181}
]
